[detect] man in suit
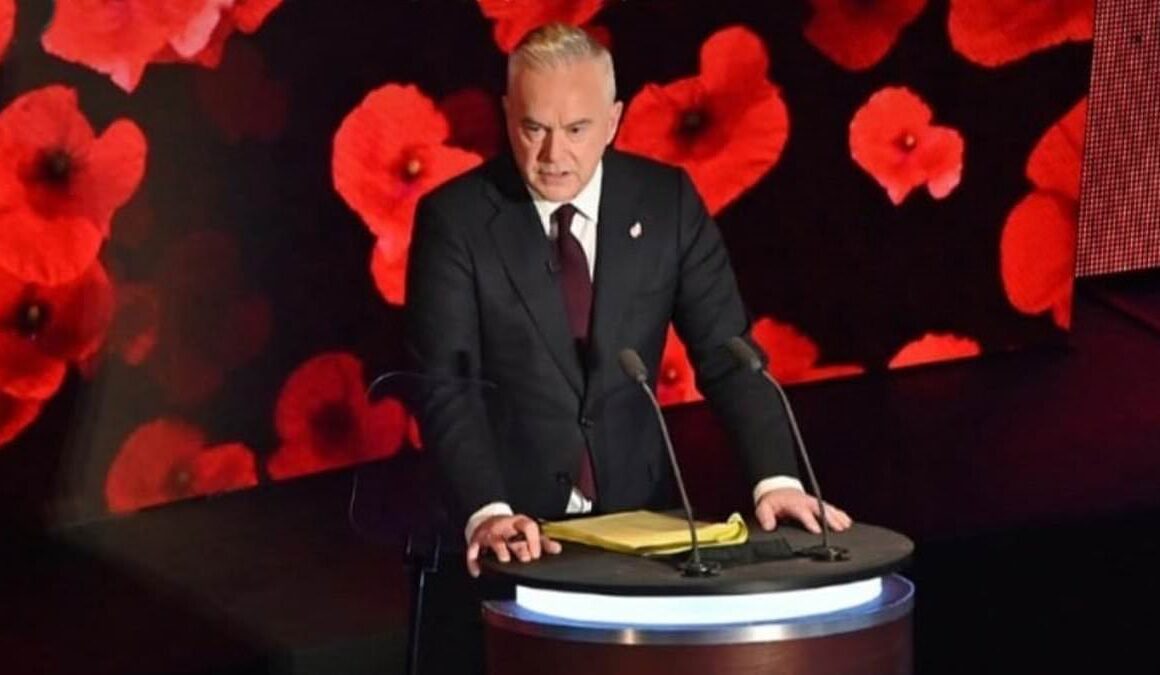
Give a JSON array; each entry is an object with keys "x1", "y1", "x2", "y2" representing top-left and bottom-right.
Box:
[{"x1": 406, "y1": 23, "x2": 851, "y2": 577}]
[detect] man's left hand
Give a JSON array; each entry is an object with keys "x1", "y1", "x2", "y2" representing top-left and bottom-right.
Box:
[{"x1": 755, "y1": 487, "x2": 853, "y2": 533}]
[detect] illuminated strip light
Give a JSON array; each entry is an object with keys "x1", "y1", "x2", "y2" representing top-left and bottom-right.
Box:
[{"x1": 516, "y1": 577, "x2": 883, "y2": 626}]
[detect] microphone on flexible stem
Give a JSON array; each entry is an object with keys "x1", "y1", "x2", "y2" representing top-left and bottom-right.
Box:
[
  {"x1": 618, "y1": 349, "x2": 721, "y2": 577},
  {"x1": 726, "y1": 337, "x2": 850, "y2": 563}
]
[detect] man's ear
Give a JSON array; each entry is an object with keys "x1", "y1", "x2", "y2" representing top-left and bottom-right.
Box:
[{"x1": 606, "y1": 100, "x2": 624, "y2": 144}]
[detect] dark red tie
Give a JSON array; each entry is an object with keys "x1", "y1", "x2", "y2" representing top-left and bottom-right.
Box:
[
  {"x1": 553, "y1": 204, "x2": 597, "y2": 501},
  {"x1": 553, "y1": 204, "x2": 592, "y2": 343}
]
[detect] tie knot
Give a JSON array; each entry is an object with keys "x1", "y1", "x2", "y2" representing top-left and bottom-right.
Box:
[{"x1": 553, "y1": 203, "x2": 578, "y2": 235}]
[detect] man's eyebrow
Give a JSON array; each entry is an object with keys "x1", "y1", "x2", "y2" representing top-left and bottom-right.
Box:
[{"x1": 519, "y1": 117, "x2": 593, "y2": 128}]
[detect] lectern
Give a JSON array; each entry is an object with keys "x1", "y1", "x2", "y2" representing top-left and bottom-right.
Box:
[{"x1": 482, "y1": 522, "x2": 914, "y2": 675}]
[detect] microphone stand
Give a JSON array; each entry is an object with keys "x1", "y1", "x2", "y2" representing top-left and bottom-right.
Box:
[
  {"x1": 728, "y1": 338, "x2": 849, "y2": 562},
  {"x1": 620, "y1": 350, "x2": 720, "y2": 577}
]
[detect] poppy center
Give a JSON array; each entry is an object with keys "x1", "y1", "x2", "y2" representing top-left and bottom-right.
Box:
[
  {"x1": 165, "y1": 465, "x2": 195, "y2": 497},
  {"x1": 677, "y1": 108, "x2": 710, "y2": 141},
  {"x1": 38, "y1": 148, "x2": 74, "y2": 186},
  {"x1": 311, "y1": 401, "x2": 357, "y2": 452},
  {"x1": 896, "y1": 132, "x2": 918, "y2": 152},
  {"x1": 16, "y1": 301, "x2": 50, "y2": 338},
  {"x1": 402, "y1": 157, "x2": 423, "y2": 182},
  {"x1": 664, "y1": 366, "x2": 679, "y2": 383}
]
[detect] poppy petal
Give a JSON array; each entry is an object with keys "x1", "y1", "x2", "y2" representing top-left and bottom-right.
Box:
[
  {"x1": 949, "y1": 0, "x2": 1093, "y2": 67},
  {"x1": 1027, "y1": 98, "x2": 1086, "y2": 201},
  {"x1": 1000, "y1": 191, "x2": 1076, "y2": 329},
  {"x1": 0, "y1": 392, "x2": 44, "y2": 446},
  {"x1": 804, "y1": 0, "x2": 928, "y2": 71},
  {"x1": 888, "y1": 333, "x2": 981, "y2": 368},
  {"x1": 477, "y1": 0, "x2": 604, "y2": 53}
]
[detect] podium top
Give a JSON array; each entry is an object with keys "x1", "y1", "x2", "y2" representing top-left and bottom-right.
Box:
[{"x1": 482, "y1": 521, "x2": 913, "y2": 595}]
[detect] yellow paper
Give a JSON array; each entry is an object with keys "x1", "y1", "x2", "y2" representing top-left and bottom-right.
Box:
[{"x1": 541, "y1": 510, "x2": 748, "y2": 556}]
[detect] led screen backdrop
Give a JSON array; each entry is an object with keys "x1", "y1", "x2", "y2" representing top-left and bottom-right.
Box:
[{"x1": 0, "y1": 0, "x2": 1092, "y2": 522}]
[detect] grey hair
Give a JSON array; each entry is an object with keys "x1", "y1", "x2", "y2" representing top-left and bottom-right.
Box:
[{"x1": 507, "y1": 23, "x2": 616, "y2": 102}]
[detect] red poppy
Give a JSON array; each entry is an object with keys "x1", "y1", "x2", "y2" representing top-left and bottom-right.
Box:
[
  {"x1": 804, "y1": 0, "x2": 927, "y2": 71},
  {"x1": 146, "y1": 230, "x2": 270, "y2": 405},
  {"x1": 439, "y1": 88, "x2": 503, "y2": 159},
  {"x1": 333, "y1": 84, "x2": 482, "y2": 277},
  {"x1": 104, "y1": 418, "x2": 258, "y2": 513},
  {"x1": 0, "y1": 86, "x2": 146, "y2": 285},
  {"x1": 0, "y1": 392, "x2": 43, "y2": 446},
  {"x1": 657, "y1": 326, "x2": 702, "y2": 407},
  {"x1": 155, "y1": 0, "x2": 282, "y2": 69},
  {"x1": 751, "y1": 317, "x2": 864, "y2": 384},
  {"x1": 193, "y1": 40, "x2": 287, "y2": 143},
  {"x1": 370, "y1": 239, "x2": 407, "y2": 306},
  {"x1": 478, "y1": 0, "x2": 605, "y2": 53},
  {"x1": 1027, "y1": 98, "x2": 1086, "y2": 201},
  {"x1": 0, "y1": 262, "x2": 113, "y2": 401},
  {"x1": 0, "y1": 0, "x2": 14, "y2": 63},
  {"x1": 949, "y1": 0, "x2": 1093, "y2": 68},
  {"x1": 1000, "y1": 192, "x2": 1076, "y2": 330},
  {"x1": 268, "y1": 352, "x2": 409, "y2": 480},
  {"x1": 849, "y1": 86, "x2": 963, "y2": 205},
  {"x1": 888, "y1": 332, "x2": 981, "y2": 368},
  {"x1": 41, "y1": 0, "x2": 213, "y2": 91},
  {"x1": 616, "y1": 26, "x2": 790, "y2": 216}
]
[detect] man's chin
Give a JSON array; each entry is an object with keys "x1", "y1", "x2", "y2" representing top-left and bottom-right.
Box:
[{"x1": 532, "y1": 181, "x2": 580, "y2": 202}]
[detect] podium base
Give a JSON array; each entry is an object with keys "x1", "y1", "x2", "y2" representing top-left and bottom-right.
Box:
[{"x1": 483, "y1": 574, "x2": 914, "y2": 675}]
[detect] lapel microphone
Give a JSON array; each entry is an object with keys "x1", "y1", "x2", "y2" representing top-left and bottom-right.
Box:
[
  {"x1": 725, "y1": 337, "x2": 850, "y2": 562},
  {"x1": 618, "y1": 349, "x2": 721, "y2": 577}
]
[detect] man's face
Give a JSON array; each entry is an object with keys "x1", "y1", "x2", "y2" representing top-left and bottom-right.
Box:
[{"x1": 504, "y1": 58, "x2": 622, "y2": 202}]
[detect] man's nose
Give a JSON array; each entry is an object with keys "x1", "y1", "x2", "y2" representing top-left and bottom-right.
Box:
[{"x1": 538, "y1": 130, "x2": 562, "y2": 163}]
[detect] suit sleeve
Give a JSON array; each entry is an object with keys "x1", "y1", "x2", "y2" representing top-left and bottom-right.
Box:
[
  {"x1": 668, "y1": 169, "x2": 801, "y2": 484},
  {"x1": 405, "y1": 195, "x2": 508, "y2": 521}
]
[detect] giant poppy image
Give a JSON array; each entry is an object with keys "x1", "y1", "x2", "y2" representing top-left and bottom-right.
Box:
[
  {"x1": 616, "y1": 26, "x2": 790, "y2": 216},
  {"x1": 0, "y1": 86, "x2": 146, "y2": 285},
  {"x1": 43, "y1": 0, "x2": 284, "y2": 91},
  {"x1": 949, "y1": 0, "x2": 1093, "y2": 68},
  {"x1": 333, "y1": 83, "x2": 482, "y2": 306},
  {"x1": 889, "y1": 332, "x2": 982, "y2": 368},
  {"x1": 0, "y1": 261, "x2": 114, "y2": 404},
  {"x1": 751, "y1": 317, "x2": 864, "y2": 384},
  {"x1": 478, "y1": 0, "x2": 605, "y2": 54},
  {"x1": 849, "y1": 86, "x2": 963, "y2": 205},
  {"x1": 105, "y1": 418, "x2": 258, "y2": 513},
  {"x1": 1001, "y1": 98, "x2": 1086, "y2": 330},
  {"x1": 267, "y1": 352, "x2": 409, "y2": 480},
  {"x1": 803, "y1": 0, "x2": 927, "y2": 71}
]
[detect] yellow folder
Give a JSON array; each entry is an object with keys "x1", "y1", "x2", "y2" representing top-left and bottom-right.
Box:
[{"x1": 541, "y1": 510, "x2": 748, "y2": 556}]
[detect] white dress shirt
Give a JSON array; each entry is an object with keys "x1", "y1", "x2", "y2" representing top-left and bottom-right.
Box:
[{"x1": 464, "y1": 161, "x2": 803, "y2": 542}]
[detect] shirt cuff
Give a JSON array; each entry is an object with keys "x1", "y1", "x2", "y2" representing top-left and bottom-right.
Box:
[
  {"x1": 752, "y1": 475, "x2": 806, "y2": 505},
  {"x1": 465, "y1": 501, "x2": 514, "y2": 543}
]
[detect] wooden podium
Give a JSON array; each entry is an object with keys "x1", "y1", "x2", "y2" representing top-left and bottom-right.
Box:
[{"x1": 481, "y1": 522, "x2": 914, "y2": 675}]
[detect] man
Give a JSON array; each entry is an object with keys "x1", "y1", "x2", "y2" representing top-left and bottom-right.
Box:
[{"x1": 406, "y1": 23, "x2": 851, "y2": 578}]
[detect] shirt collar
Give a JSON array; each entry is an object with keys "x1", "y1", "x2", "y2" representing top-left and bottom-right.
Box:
[{"x1": 529, "y1": 160, "x2": 603, "y2": 227}]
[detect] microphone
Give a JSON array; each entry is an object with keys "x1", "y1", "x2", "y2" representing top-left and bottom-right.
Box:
[
  {"x1": 726, "y1": 337, "x2": 849, "y2": 562},
  {"x1": 618, "y1": 348, "x2": 721, "y2": 577}
]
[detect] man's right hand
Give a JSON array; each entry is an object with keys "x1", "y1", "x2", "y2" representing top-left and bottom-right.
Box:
[{"x1": 466, "y1": 514, "x2": 563, "y2": 578}]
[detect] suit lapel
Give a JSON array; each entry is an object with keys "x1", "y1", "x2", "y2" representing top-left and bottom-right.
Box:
[
  {"x1": 588, "y1": 151, "x2": 647, "y2": 388},
  {"x1": 484, "y1": 158, "x2": 585, "y2": 396}
]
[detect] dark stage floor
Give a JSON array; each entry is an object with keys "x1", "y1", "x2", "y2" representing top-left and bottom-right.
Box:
[{"x1": 2, "y1": 273, "x2": 1159, "y2": 675}]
